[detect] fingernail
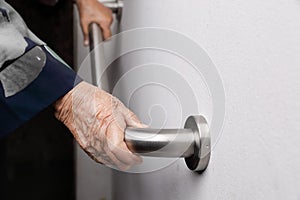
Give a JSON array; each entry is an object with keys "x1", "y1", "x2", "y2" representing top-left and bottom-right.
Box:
[{"x1": 84, "y1": 40, "x2": 89, "y2": 46}]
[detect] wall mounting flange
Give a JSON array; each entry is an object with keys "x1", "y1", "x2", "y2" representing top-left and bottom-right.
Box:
[
  {"x1": 184, "y1": 115, "x2": 211, "y2": 172},
  {"x1": 125, "y1": 115, "x2": 211, "y2": 173}
]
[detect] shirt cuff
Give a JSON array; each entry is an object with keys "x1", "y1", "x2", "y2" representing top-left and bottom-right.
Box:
[{"x1": 0, "y1": 39, "x2": 82, "y2": 136}]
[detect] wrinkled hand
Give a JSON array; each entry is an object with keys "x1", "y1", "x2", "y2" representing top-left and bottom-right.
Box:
[
  {"x1": 54, "y1": 82, "x2": 145, "y2": 170},
  {"x1": 76, "y1": 0, "x2": 113, "y2": 45}
]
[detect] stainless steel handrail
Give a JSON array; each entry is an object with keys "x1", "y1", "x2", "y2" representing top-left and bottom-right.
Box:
[
  {"x1": 125, "y1": 115, "x2": 211, "y2": 172},
  {"x1": 88, "y1": 23, "x2": 103, "y2": 86},
  {"x1": 88, "y1": 0, "x2": 123, "y2": 85},
  {"x1": 88, "y1": 1, "x2": 211, "y2": 172}
]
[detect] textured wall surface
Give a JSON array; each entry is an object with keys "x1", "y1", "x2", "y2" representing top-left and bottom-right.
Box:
[{"x1": 111, "y1": 0, "x2": 300, "y2": 199}]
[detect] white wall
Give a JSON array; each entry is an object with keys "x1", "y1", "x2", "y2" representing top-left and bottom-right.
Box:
[{"x1": 111, "y1": 0, "x2": 300, "y2": 199}]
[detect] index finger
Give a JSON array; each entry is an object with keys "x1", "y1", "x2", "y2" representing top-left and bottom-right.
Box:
[{"x1": 106, "y1": 121, "x2": 143, "y2": 166}]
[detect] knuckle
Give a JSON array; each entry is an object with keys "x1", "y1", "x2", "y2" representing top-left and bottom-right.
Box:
[
  {"x1": 97, "y1": 113, "x2": 114, "y2": 130},
  {"x1": 105, "y1": 141, "x2": 116, "y2": 154},
  {"x1": 104, "y1": 16, "x2": 113, "y2": 24},
  {"x1": 127, "y1": 111, "x2": 136, "y2": 119},
  {"x1": 108, "y1": 143, "x2": 118, "y2": 154},
  {"x1": 108, "y1": 16, "x2": 113, "y2": 24}
]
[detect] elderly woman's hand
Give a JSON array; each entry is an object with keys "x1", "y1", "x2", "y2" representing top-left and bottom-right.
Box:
[
  {"x1": 54, "y1": 82, "x2": 145, "y2": 170},
  {"x1": 76, "y1": 0, "x2": 113, "y2": 45}
]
